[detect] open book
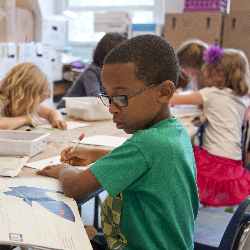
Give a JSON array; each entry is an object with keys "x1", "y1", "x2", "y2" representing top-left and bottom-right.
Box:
[{"x1": 0, "y1": 177, "x2": 92, "y2": 250}]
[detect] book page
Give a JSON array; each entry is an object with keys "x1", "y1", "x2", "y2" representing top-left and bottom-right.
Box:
[{"x1": 0, "y1": 177, "x2": 92, "y2": 250}]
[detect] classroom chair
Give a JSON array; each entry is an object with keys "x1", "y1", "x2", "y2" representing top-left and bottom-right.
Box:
[
  {"x1": 75, "y1": 187, "x2": 105, "y2": 231},
  {"x1": 194, "y1": 195, "x2": 250, "y2": 250}
]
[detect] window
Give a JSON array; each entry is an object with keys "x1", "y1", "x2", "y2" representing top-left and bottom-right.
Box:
[{"x1": 58, "y1": 0, "x2": 165, "y2": 61}]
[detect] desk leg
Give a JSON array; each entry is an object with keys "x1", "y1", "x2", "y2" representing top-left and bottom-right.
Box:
[{"x1": 94, "y1": 195, "x2": 99, "y2": 230}]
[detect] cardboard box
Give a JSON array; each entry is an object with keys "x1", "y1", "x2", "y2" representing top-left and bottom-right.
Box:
[
  {"x1": 0, "y1": 0, "x2": 16, "y2": 42},
  {"x1": 128, "y1": 24, "x2": 163, "y2": 38},
  {"x1": 0, "y1": 43, "x2": 7, "y2": 78},
  {"x1": 94, "y1": 12, "x2": 132, "y2": 33},
  {"x1": 0, "y1": 130, "x2": 49, "y2": 157},
  {"x1": 16, "y1": 0, "x2": 42, "y2": 42},
  {"x1": 6, "y1": 42, "x2": 17, "y2": 70},
  {"x1": 50, "y1": 50, "x2": 63, "y2": 81},
  {"x1": 164, "y1": 12, "x2": 224, "y2": 51},
  {"x1": 0, "y1": 0, "x2": 41, "y2": 43},
  {"x1": 42, "y1": 18, "x2": 67, "y2": 51},
  {"x1": 222, "y1": 12, "x2": 250, "y2": 61},
  {"x1": 16, "y1": 7, "x2": 35, "y2": 42},
  {"x1": 230, "y1": 0, "x2": 250, "y2": 13}
]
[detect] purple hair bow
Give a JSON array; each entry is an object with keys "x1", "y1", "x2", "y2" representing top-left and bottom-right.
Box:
[{"x1": 204, "y1": 44, "x2": 224, "y2": 68}]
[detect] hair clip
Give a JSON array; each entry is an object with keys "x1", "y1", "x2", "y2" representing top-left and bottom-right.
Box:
[{"x1": 203, "y1": 44, "x2": 224, "y2": 68}]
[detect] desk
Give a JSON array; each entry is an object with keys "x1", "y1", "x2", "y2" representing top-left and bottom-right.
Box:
[
  {"x1": 20, "y1": 117, "x2": 198, "y2": 177},
  {"x1": 17, "y1": 117, "x2": 198, "y2": 231},
  {"x1": 16, "y1": 117, "x2": 198, "y2": 229}
]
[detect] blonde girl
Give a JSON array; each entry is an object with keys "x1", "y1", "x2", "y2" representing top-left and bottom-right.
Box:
[
  {"x1": 177, "y1": 39, "x2": 209, "y2": 90},
  {"x1": 170, "y1": 45, "x2": 250, "y2": 207},
  {"x1": 0, "y1": 62, "x2": 67, "y2": 130}
]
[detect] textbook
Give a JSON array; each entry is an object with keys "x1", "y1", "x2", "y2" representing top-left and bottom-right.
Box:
[{"x1": 0, "y1": 177, "x2": 92, "y2": 250}]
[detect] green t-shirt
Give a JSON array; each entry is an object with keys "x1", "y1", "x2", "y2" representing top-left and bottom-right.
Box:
[{"x1": 90, "y1": 117, "x2": 199, "y2": 250}]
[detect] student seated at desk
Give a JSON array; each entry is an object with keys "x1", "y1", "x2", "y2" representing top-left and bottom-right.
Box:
[
  {"x1": 170, "y1": 45, "x2": 250, "y2": 208},
  {"x1": 37, "y1": 35, "x2": 199, "y2": 250},
  {"x1": 56, "y1": 32, "x2": 125, "y2": 109},
  {"x1": 0, "y1": 62, "x2": 67, "y2": 130},
  {"x1": 177, "y1": 39, "x2": 209, "y2": 91}
]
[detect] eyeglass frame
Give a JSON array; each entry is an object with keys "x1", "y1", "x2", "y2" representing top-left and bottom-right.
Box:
[{"x1": 99, "y1": 81, "x2": 162, "y2": 108}]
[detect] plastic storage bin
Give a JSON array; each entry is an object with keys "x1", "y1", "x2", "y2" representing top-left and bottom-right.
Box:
[
  {"x1": 0, "y1": 130, "x2": 50, "y2": 157},
  {"x1": 63, "y1": 97, "x2": 113, "y2": 121},
  {"x1": 183, "y1": 0, "x2": 227, "y2": 13}
]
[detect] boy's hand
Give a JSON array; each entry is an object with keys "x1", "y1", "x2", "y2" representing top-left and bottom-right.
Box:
[
  {"x1": 61, "y1": 147, "x2": 93, "y2": 166},
  {"x1": 36, "y1": 163, "x2": 72, "y2": 179}
]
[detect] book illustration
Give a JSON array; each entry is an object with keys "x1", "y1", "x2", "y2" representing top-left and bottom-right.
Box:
[
  {"x1": 0, "y1": 177, "x2": 93, "y2": 250},
  {"x1": 4, "y1": 186, "x2": 75, "y2": 222}
]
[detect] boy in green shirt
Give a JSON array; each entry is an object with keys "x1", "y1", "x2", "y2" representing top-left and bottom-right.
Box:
[{"x1": 37, "y1": 34, "x2": 199, "y2": 250}]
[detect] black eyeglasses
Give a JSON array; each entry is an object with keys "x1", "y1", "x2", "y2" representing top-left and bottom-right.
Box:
[{"x1": 99, "y1": 81, "x2": 162, "y2": 108}]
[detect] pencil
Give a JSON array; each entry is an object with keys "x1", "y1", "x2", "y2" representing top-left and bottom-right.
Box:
[
  {"x1": 63, "y1": 133, "x2": 85, "y2": 163},
  {"x1": 70, "y1": 133, "x2": 85, "y2": 152}
]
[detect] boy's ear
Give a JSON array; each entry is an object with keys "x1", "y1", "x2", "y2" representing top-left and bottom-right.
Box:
[{"x1": 158, "y1": 80, "x2": 175, "y2": 103}]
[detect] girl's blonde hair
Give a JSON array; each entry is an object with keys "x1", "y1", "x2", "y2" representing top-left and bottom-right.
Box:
[
  {"x1": 202, "y1": 48, "x2": 250, "y2": 96},
  {"x1": 0, "y1": 62, "x2": 50, "y2": 118},
  {"x1": 177, "y1": 39, "x2": 209, "y2": 89}
]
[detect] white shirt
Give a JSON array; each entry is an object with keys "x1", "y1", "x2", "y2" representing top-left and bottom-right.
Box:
[{"x1": 199, "y1": 86, "x2": 249, "y2": 160}]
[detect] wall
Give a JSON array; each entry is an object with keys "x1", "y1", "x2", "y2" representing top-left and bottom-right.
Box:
[
  {"x1": 37, "y1": 0, "x2": 186, "y2": 63},
  {"x1": 37, "y1": 0, "x2": 57, "y2": 17},
  {"x1": 165, "y1": 0, "x2": 185, "y2": 13}
]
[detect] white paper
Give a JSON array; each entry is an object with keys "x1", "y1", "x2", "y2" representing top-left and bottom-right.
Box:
[
  {"x1": 76, "y1": 135, "x2": 128, "y2": 148},
  {"x1": 37, "y1": 121, "x2": 90, "y2": 130},
  {"x1": 0, "y1": 156, "x2": 29, "y2": 177},
  {"x1": 25, "y1": 156, "x2": 61, "y2": 170},
  {"x1": 0, "y1": 177, "x2": 92, "y2": 250},
  {"x1": 25, "y1": 156, "x2": 89, "y2": 171}
]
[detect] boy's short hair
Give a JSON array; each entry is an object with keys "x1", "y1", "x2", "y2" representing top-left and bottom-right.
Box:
[{"x1": 104, "y1": 34, "x2": 179, "y2": 88}]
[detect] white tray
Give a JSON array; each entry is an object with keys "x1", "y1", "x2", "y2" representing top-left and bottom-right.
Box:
[
  {"x1": 63, "y1": 97, "x2": 112, "y2": 121},
  {"x1": 0, "y1": 130, "x2": 50, "y2": 157}
]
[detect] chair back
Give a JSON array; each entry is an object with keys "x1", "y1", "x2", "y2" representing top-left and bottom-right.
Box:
[{"x1": 219, "y1": 196, "x2": 250, "y2": 250}]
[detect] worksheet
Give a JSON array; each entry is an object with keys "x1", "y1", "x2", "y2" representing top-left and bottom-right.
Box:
[
  {"x1": 0, "y1": 177, "x2": 92, "y2": 250},
  {"x1": 37, "y1": 121, "x2": 90, "y2": 130},
  {"x1": 25, "y1": 156, "x2": 89, "y2": 171},
  {"x1": 25, "y1": 156, "x2": 61, "y2": 170}
]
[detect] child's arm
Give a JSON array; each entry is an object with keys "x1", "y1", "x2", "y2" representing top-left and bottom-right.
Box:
[
  {"x1": 37, "y1": 164, "x2": 102, "y2": 198},
  {"x1": 61, "y1": 146, "x2": 111, "y2": 166},
  {"x1": 169, "y1": 91, "x2": 204, "y2": 106},
  {"x1": 38, "y1": 104, "x2": 67, "y2": 130},
  {"x1": 0, "y1": 114, "x2": 33, "y2": 130}
]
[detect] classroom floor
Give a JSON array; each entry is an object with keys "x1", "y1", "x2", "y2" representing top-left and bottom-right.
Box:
[{"x1": 80, "y1": 190, "x2": 108, "y2": 228}]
